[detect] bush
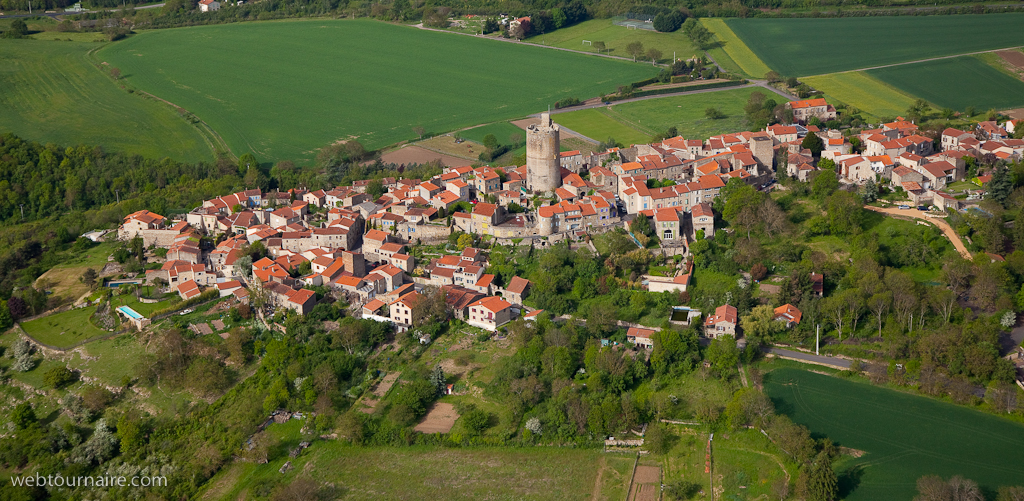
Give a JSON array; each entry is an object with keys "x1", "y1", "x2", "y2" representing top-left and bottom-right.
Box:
[
  {"x1": 44, "y1": 366, "x2": 78, "y2": 389},
  {"x1": 653, "y1": 11, "x2": 687, "y2": 32}
]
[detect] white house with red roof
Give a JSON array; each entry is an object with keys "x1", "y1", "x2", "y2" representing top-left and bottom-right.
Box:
[
  {"x1": 466, "y1": 296, "x2": 512, "y2": 331},
  {"x1": 704, "y1": 305, "x2": 738, "y2": 338}
]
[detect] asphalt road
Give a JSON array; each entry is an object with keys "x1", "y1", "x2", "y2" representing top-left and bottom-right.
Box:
[
  {"x1": 0, "y1": 2, "x2": 163, "y2": 18},
  {"x1": 767, "y1": 347, "x2": 853, "y2": 369}
]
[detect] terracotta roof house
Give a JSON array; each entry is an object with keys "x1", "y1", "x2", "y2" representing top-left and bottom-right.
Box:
[
  {"x1": 626, "y1": 327, "x2": 656, "y2": 349},
  {"x1": 504, "y1": 276, "x2": 531, "y2": 305},
  {"x1": 773, "y1": 304, "x2": 803, "y2": 328},
  {"x1": 704, "y1": 305, "x2": 738, "y2": 338}
]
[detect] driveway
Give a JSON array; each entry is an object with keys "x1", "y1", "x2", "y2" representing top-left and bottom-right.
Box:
[
  {"x1": 767, "y1": 346, "x2": 852, "y2": 369},
  {"x1": 864, "y1": 205, "x2": 972, "y2": 259}
]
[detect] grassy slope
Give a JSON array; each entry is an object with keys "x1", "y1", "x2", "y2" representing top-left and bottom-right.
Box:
[
  {"x1": 33, "y1": 242, "x2": 116, "y2": 302},
  {"x1": 526, "y1": 18, "x2": 701, "y2": 63},
  {"x1": 701, "y1": 18, "x2": 772, "y2": 79},
  {"x1": 726, "y1": 13, "x2": 1024, "y2": 76},
  {"x1": 0, "y1": 40, "x2": 212, "y2": 162},
  {"x1": 99, "y1": 19, "x2": 657, "y2": 164},
  {"x1": 867, "y1": 55, "x2": 1024, "y2": 110},
  {"x1": 765, "y1": 368, "x2": 1024, "y2": 500},
  {"x1": 803, "y1": 71, "x2": 920, "y2": 121},
  {"x1": 553, "y1": 87, "x2": 760, "y2": 146}
]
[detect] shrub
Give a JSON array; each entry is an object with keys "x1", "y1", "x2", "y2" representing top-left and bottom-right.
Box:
[
  {"x1": 554, "y1": 96, "x2": 581, "y2": 109},
  {"x1": 44, "y1": 366, "x2": 78, "y2": 389}
]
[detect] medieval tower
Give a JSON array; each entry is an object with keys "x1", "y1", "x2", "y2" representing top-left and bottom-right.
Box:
[{"x1": 526, "y1": 112, "x2": 561, "y2": 194}]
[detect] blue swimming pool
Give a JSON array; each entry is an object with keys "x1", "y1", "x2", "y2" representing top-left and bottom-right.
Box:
[{"x1": 116, "y1": 306, "x2": 144, "y2": 320}]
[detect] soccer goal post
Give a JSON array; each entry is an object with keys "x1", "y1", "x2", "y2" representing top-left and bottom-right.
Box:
[{"x1": 582, "y1": 40, "x2": 592, "y2": 46}]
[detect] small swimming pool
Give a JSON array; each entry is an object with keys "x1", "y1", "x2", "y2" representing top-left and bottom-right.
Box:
[{"x1": 116, "y1": 306, "x2": 144, "y2": 320}]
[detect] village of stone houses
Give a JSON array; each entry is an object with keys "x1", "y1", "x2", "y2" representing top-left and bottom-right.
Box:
[{"x1": 116, "y1": 105, "x2": 1017, "y2": 336}]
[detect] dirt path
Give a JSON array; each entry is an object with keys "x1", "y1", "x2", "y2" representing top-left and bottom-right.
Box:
[
  {"x1": 802, "y1": 45, "x2": 1024, "y2": 78},
  {"x1": 864, "y1": 206, "x2": 971, "y2": 259},
  {"x1": 590, "y1": 456, "x2": 606, "y2": 501}
]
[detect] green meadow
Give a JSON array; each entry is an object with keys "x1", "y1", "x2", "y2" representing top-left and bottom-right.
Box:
[
  {"x1": 526, "y1": 18, "x2": 702, "y2": 63},
  {"x1": 765, "y1": 368, "x2": 1024, "y2": 500},
  {"x1": 0, "y1": 40, "x2": 212, "y2": 162},
  {"x1": 553, "y1": 87, "x2": 767, "y2": 145},
  {"x1": 98, "y1": 19, "x2": 658, "y2": 164},
  {"x1": 726, "y1": 13, "x2": 1024, "y2": 76}
]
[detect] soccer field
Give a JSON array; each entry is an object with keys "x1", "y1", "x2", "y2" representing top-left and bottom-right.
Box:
[
  {"x1": 765, "y1": 368, "x2": 1024, "y2": 500},
  {"x1": 0, "y1": 40, "x2": 212, "y2": 162},
  {"x1": 526, "y1": 18, "x2": 702, "y2": 63},
  {"x1": 867, "y1": 55, "x2": 1024, "y2": 111},
  {"x1": 726, "y1": 13, "x2": 1024, "y2": 76},
  {"x1": 98, "y1": 19, "x2": 658, "y2": 164}
]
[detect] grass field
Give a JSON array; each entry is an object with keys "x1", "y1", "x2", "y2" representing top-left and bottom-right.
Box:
[
  {"x1": 803, "y1": 72, "x2": 920, "y2": 121},
  {"x1": 33, "y1": 242, "x2": 116, "y2": 302},
  {"x1": 726, "y1": 13, "x2": 1024, "y2": 76},
  {"x1": 553, "y1": 87, "x2": 763, "y2": 145},
  {"x1": 202, "y1": 441, "x2": 611, "y2": 500},
  {"x1": 0, "y1": 40, "x2": 213, "y2": 162},
  {"x1": 20, "y1": 306, "x2": 109, "y2": 348},
  {"x1": 553, "y1": 108, "x2": 652, "y2": 146},
  {"x1": 701, "y1": 18, "x2": 772, "y2": 79},
  {"x1": 526, "y1": 18, "x2": 701, "y2": 63},
  {"x1": 459, "y1": 121, "x2": 526, "y2": 146},
  {"x1": 765, "y1": 368, "x2": 1024, "y2": 500},
  {"x1": 867, "y1": 55, "x2": 1024, "y2": 111},
  {"x1": 98, "y1": 20, "x2": 658, "y2": 164}
]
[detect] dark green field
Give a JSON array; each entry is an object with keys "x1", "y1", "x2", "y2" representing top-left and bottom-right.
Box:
[
  {"x1": 867, "y1": 55, "x2": 1024, "y2": 111},
  {"x1": 726, "y1": 14, "x2": 1024, "y2": 76},
  {"x1": 98, "y1": 19, "x2": 657, "y2": 164},
  {"x1": 765, "y1": 368, "x2": 1024, "y2": 500}
]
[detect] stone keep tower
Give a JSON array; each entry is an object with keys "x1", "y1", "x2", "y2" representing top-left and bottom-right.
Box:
[{"x1": 526, "y1": 112, "x2": 561, "y2": 194}]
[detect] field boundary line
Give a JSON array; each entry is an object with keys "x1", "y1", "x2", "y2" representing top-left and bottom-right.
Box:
[
  {"x1": 84, "y1": 44, "x2": 233, "y2": 160},
  {"x1": 801, "y1": 45, "x2": 1024, "y2": 78}
]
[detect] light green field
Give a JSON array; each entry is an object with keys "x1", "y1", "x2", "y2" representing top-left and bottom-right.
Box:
[
  {"x1": 99, "y1": 19, "x2": 658, "y2": 164},
  {"x1": 701, "y1": 18, "x2": 772, "y2": 79},
  {"x1": 766, "y1": 368, "x2": 1024, "y2": 500},
  {"x1": 803, "y1": 71, "x2": 920, "y2": 121},
  {"x1": 526, "y1": 18, "x2": 701, "y2": 63},
  {"x1": 459, "y1": 121, "x2": 526, "y2": 146},
  {"x1": 20, "y1": 306, "x2": 109, "y2": 348},
  {"x1": 553, "y1": 87, "x2": 763, "y2": 145},
  {"x1": 553, "y1": 108, "x2": 652, "y2": 146},
  {"x1": 0, "y1": 40, "x2": 213, "y2": 162}
]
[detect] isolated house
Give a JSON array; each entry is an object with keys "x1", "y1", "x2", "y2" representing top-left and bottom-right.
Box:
[
  {"x1": 773, "y1": 304, "x2": 802, "y2": 328},
  {"x1": 199, "y1": 0, "x2": 220, "y2": 11},
  {"x1": 627, "y1": 327, "x2": 656, "y2": 349},
  {"x1": 704, "y1": 304, "x2": 738, "y2": 338}
]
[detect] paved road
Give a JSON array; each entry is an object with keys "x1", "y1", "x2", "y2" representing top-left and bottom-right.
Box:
[
  {"x1": 864, "y1": 205, "x2": 972, "y2": 259},
  {"x1": 0, "y1": 2, "x2": 163, "y2": 17},
  {"x1": 768, "y1": 346, "x2": 853, "y2": 369}
]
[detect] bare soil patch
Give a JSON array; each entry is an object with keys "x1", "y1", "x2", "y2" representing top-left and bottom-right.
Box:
[
  {"x1": 641, "y1": 78, "x2": 728, "y2": 91},
  {"x1": 413, "y1": 402, "x2": 460, "y2": 434},
  {"x1": 359, "y1": 371, "x2": 401, "y2": 414},
  {"x1": 632, "y1": 465, "x2": 661, "y2": 484},
  {"x1": 627, "y1": 465, "x2": 661, "y2": 501},
  {"x1": 997, "y1": 49, "x2": 1024, "y2": 70},
  {"x1": 380, "y1": 144, "x2": 468, "y2": 167},
  {"x1": 1004, "y1": 108, "x2": 1024, "y2": 120}
]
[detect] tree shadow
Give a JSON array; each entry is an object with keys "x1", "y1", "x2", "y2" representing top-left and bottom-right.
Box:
[{"x1": 837, "y1": 463, "x2": 865, "y2": 499}]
